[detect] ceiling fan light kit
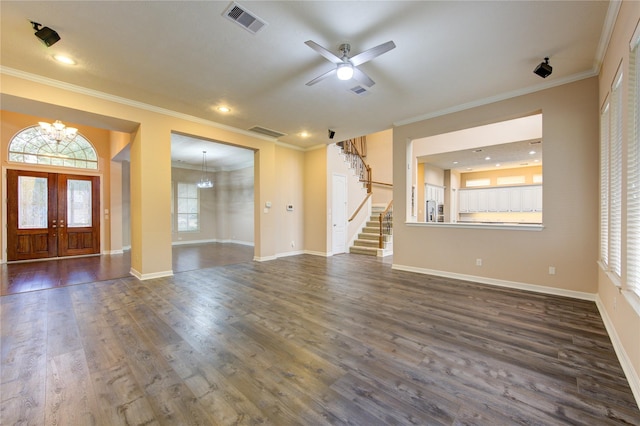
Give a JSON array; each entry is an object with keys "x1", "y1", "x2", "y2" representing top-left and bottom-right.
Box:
[
  {"x1": 305, "y1": 40, "x2": 396, "y2": 87},
  {"x1": 336, "y1": 63, "x2": 354, "y2": 80}
]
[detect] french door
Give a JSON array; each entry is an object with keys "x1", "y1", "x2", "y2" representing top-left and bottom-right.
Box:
[{"x1": 7, "y1": 169, "x2": 100, "y2": 261}]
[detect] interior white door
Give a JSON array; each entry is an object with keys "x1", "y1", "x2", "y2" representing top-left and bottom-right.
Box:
[{"x1": 332, "y1": 174, "x2": 347, "y2": 254}]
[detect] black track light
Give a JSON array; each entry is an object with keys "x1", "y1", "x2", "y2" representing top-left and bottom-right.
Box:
[
  {"x1": 328, "y1": 129, "x2": 336, "y2": 139},
  {"x1": 31, "y1": 21, "x2": 60, "y2": 47},
  {"x1": 533, "y1": 57, "x2": 552, "y2": 78}
]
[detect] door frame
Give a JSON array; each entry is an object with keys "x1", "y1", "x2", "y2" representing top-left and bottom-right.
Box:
[{"x1": 2, "y1": 166, "x2": 104, "y2": 264}]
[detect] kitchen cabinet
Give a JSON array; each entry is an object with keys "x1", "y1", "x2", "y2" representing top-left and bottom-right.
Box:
[{"x1": 458, "y1": 185, "x2": 542, "y2": 213}]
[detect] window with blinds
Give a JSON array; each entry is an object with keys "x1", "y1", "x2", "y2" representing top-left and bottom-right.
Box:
[
  {"x1": 627, "y1": 34, "x2": 640, "y2": 298},
  {"x1": 609, "y1": 72, "x2": 624, "y2": 278},
  {"x1": 600, "y1": 103, "x2": 610, "y2": 267}
]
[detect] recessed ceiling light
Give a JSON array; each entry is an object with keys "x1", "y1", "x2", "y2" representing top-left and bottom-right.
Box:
[
  {"x1": 529, "y1": 150, "x2": 536, "y2": 155},
  {"x1": 453, "y1": 161, "x2": 459, "y2": 164},
  {"x1": 53, "y1": 54, "x2": 76, "y2": 65},
  {"x1": 217, "y1": 106, "x2": 231, "y2": 113},
  {"x1": 495, "y1": 163, "x2": 501, "y2": 167},
  {"x1": 300, "y1": 131, "x2": 310, "y2": 138},
  {"x1": 485, "y1": 156, "x2": 491, "y2": 160},
  {"x1": 534, "y1": 159, "x2": 540, "y2": 163}
]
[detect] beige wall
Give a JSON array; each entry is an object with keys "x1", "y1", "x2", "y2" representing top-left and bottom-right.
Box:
[
  {"x1": 0, "y1": 73, "x2": 306, "y2": 271},
  {"x1": 393, "y1": 77, "x2": 599, "y2": 296},
  {"x1": 597, "y1": 0, "x2": 640, "y2": 402},
  {"x1": 461, "y1": 165, "x2": 542, "y2": 188},
  {"x1": 303, "y1": 146, "x2": 328, "y2": 255},
  {"x1": 366, "y1": 129, "x2": 393, "y2": 205},
  {"x1": 274, "y1": 145, "x2": 304, "y2": 255},
  {"x1": 170, "y1": 166, "x2": 255, "y2": 246}
]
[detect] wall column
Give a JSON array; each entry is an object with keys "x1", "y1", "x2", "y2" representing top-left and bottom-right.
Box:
[{"x1": 129, "y1": 123, "x2": 173, "y2": 278}]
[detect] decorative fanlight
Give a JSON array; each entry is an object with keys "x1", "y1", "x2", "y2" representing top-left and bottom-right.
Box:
[
  {"x1": 197, "y1": 150, "x2": 214, "y2": 189},
  {"x1": 38, "y1": 120, "x2": 78, "y2": 143}
]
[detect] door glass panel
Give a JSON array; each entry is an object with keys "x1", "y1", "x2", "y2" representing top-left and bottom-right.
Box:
[
  {"x1": 18, "y1": 176, "x2": 48, "y2": 229},
  {"x1": 67, "y1": 179, "x2": 92, "y2": 227}
]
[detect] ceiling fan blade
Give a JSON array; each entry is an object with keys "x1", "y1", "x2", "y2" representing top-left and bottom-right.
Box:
[
  {"x1": 352, "y1": 67, "x2": 375, "y2": 87},
  {"x1": 306, "y1": 68, "x2": 337, "y2": 86},
  {"x1": 350, "y1": 40, "x2": 396, "y2": 67},
  {"x1": 305, "y1": 40, "x2": 342, "y2": 64}
]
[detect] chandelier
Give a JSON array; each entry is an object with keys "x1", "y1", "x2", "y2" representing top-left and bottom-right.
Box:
[
  {"x1": 197, "y1": 150, "x2": 214, "y2": 189},
  {"x1": 38, "y1": 120, "x2": 78, "y2": 143}
]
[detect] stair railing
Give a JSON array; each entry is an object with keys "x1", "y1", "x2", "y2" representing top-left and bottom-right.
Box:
[
  {"x1": 348, "y1": 193, "x2": 372, "y2": 222},
  {"x1": 379, "y1": 200, "x2": 393, "y2": 249},
  {"x1": 341, "y1": 139, "x2": 372, "y2": 194}
]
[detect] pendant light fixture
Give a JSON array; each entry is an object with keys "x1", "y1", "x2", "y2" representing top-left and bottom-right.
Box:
[
  {"x1": 38, "y1": 120, "x2": 78, "y2": 143},
  {"x1": 197, "y1": 150, "x2": 214, "y2": 189}
]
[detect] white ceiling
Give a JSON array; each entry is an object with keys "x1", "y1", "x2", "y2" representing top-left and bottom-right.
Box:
[
  {"x1": 171, "y1": 133, "x2": 254, "y2": 171},
  {"x1": 419, "y1": 139, "x2": 543, "y2": 173},
  {"x1": 0, "y1": 1, "x2": 614, "y2": 166}
]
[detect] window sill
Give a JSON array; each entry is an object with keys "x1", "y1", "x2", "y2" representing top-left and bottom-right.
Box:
[
  {"x1": 599, "y1": 261, "x2": 622, "y2": 288},
  {"x1": 622, "y1": 290, "x2": 640, "y2": 317},
  {"x1": 405, "y1": 221, "x2": 544, "y2": 231}
]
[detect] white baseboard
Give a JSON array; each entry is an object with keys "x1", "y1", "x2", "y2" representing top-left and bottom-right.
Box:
[
  {"x1": 304, "y1": 250, "x2": 332, "y2": 257},
  {"x1": 172, "y1": 238, "x2": 255, "y2": 247},
  {"x1": 595, "y1": 295, "x2": 640, "y2": 408},
  {"x1": 277, "y1": 250, "x2": 305, "y2": 258},
  {"x1": 130, "y1": 268, "x2": 173, "y2": 280},
  {"x1": 103, "y1": 249, "x2": 124, "y2": 255},
  {"x1": 254, "y1": 255, "x2": 277, "y2": 262},
  {"x1": 391, "y1": 264, "x2": 596, "y2": 301}
]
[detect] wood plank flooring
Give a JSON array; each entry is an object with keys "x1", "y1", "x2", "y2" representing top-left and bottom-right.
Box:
[
  {"x1": 1, "y1": 253, "x2": 639, "y2": 425},
  {"x1": 0, "y1": 242, "x2": 254, "y2": 296}
]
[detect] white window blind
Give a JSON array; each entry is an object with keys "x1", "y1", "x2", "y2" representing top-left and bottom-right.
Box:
[
  {"x1": 627, "y1": 36, "x2": 640, "y2": 297},
  {"x1": 610, "y1": 73, "x2": 623, "y2": 278},
  {"x1": 600, "y1": 103, "x2": 610, "y2": 267}
]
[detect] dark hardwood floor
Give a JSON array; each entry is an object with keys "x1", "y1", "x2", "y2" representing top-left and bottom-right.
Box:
[
  {"x1": 0, "y1": 242, "x2": 255, "y2": 296},
  {"x1": 1, "y1": 252, "x2": 639, "y2": 425}
]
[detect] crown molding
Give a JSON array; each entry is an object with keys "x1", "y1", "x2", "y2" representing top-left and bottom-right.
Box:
[
  {"x1": 0, "y1": 66, "x2": 277, "y2": 142},
  {"x1": 394, "y1": 69, "x2": 597, "y2": 127}
]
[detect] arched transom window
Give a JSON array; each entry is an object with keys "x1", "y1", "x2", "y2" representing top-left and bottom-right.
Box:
[{"x1": 8, "y1": 126, "x2": 98, "y2": 170}]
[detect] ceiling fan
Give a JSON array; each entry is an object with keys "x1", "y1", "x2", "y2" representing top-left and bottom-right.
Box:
[{"x1": 304, "y1": 40, "x2": 396, "y2": 87}]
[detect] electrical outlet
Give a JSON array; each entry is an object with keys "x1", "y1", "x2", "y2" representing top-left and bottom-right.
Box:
[
  {"x1": 291, "y1": 241, "x2": 295, "y2": 248},
  {"x1": 476, "y1": 258, "x2": 482, "y2": 266},
  {"x1": 548, "y1": 266, "x2": 556, "y2": 275}
]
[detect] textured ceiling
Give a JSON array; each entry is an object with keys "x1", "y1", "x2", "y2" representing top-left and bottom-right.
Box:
[{"x1": 0, "y1": 1, "x2": 614, "y2": 166}]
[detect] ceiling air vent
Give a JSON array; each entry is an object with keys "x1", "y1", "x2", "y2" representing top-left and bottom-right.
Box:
[
  {"x1": 223, "y1": 2, "x2": 267, "y2": 34},
  {"x1": 248, "y1": 126, "x2": 287, "y2": 139},
  {"x1": 349, "y1": 85, "x2": 370, "y2": 96}
]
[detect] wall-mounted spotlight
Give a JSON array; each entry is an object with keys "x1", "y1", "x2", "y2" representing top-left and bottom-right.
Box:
[
  {"x1": 533, "y1": 57, "x2": 552, "y2": 78},
  {"x1": 328, "y1": 129, "x2": 336, "y2": 139},
  {"x1": 31, "y1": 21, "x2": 60, "y2": 47}
]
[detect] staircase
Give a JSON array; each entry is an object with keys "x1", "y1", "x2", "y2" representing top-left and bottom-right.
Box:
[{"x1": 349, "y1": 204, "x2": 393, "y2": 257}]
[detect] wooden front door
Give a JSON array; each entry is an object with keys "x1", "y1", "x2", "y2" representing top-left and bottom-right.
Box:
[{"x1": 7, "y1": 170, "x2": 100, "y2": 261}]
